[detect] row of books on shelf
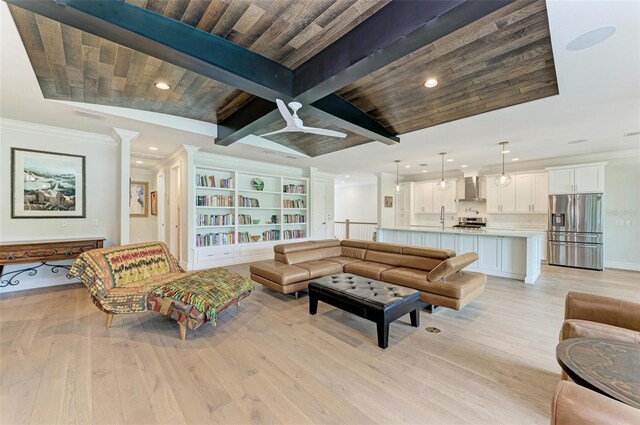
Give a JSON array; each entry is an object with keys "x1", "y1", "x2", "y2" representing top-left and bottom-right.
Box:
[
  {"x1": 284, "y1": 229, "x2": 305, "y2": 239},
  {"x1": 238, "y1": 214, "x2": 253, "y2": 225},
  {"x1": 283, "y1": 199, "x2": 306, "y2": 208},
  {"x1": 283, "y1": 214, "x2": 305, "y2": 223},
  {"x1": 196, "y1": 174, "x2": 233, "y2": 188},
  {"x1": 196, "y1": 195, "x2": 233, "y2": 207},
  {"x1": 283, "y1": 184, "x2": 306, "y2": 194},
  {"x1": 195, "y1": 231, "x2": 234, "y2": 247},
  {"x1": 197, "y1": 213, "x2": 233, "y2": 226},
  {"x1": 238, "y1": 196, "x2": 260, "y2": 208}
]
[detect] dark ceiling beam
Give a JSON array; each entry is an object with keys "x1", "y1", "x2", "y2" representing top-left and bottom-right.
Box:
[
  {"x1": 5, "y1": 0, "x2": 294, "y2": 100},
  {"x1": 294, "y1": 0, "x2": 515, "y2": 104},
  {"x1": 308, "y1": 95, "x2": 399, "y2": 145},
  {"x1": 216, "y1": 98, "x2": 278, "y2": 146}
]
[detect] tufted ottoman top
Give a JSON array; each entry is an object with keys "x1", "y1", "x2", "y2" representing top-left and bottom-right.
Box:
[{"x1": 309, "y1": 273, "x2": 419, "y2": 307}]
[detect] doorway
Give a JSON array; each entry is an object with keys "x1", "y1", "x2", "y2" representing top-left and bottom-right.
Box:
[
  {"x1": 313, "y1": 179, "x2": 327, "y2": 238},
  {"x1": 168, "y1": 163, "x2": 181, "y2": 261}
]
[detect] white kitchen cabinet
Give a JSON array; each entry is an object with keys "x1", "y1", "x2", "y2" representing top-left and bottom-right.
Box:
[
  {"x1": 477, "y1": 236, "x2": 501, "y2": 272},
  {"x1": 532, "y1": 173, "x2": 548, "y2": 212},
  {"x1": 547, "y1": 163, "x2": 606, "y2": 194},
  {"x1": 423, "y1": 232, "x2": 440, "y2": 248},
  {"x1": 440, "y1": 234, "x2": 457, "y2": 251},
  {"x1": 457, "y1": 234, "x2": 478, "y2": 268},
  {"x1": 574, "y1": 165, "x2": 604, "y2": 193}
]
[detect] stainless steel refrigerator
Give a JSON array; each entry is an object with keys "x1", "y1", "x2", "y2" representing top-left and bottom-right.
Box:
[{"x1": 548, "y1": 193, "x2": 604, "y2": 270}]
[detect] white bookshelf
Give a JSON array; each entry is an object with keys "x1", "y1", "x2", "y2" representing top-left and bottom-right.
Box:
[{"x1": 193, "y1": 167, "x2": 309, "y2": 254}]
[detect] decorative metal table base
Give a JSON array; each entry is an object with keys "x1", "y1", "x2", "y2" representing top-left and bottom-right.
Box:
[{"x1": 0, "y1": 262, "x2": 72, "y2": 287}]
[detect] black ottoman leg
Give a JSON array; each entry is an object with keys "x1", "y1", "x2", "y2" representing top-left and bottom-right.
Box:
[
  {"x1": 309, "y1": 292, "x2": 318, "y2": 315},
  {"x1": 376, "y1": 320, "x2": 389, "y2": 349},
  {"x1": 410, "y1": 308, "x2": 420, "y2": 327}
]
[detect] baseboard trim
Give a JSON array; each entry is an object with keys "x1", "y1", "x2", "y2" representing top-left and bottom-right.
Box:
[{"x1": 604, "y1": 261, "x2": 640, "y2": 272}]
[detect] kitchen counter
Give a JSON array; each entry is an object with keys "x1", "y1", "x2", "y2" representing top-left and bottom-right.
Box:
[{"x1": 377, "y1": 226, "x2": 542, "y2": 284}]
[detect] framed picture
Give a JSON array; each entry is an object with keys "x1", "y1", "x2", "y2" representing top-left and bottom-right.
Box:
[
  {"x1": 11, "y1": 148, "x2": 86, "y2": 218},
  {"x1": 129, "y1": 181, "x2": 148, "y2": 217},
  {"x1": 150, "y1": 191, "x2": 157, "y2": 216},
  {"x1": 384, "y1": 196, "x2": 393, "y2": 208}
]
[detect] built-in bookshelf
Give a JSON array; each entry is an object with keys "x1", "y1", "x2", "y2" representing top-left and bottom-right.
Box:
[{"x1": 194, "y1": 167, "x2": 309, "y2": 249}]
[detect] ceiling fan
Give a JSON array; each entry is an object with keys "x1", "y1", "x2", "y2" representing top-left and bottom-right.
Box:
[{"x1": 260, "y1": 99, "x2": 347, "y2": 139}]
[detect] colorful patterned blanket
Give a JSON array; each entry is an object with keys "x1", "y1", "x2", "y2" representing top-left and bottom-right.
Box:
[{"x1": 149, "y1": 268, "x2": 255, "y2": 325}]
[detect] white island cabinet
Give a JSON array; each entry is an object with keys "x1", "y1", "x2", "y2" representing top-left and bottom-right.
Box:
[{"x1": 377, "y1": 227, "x2": 542, "y2": 284}]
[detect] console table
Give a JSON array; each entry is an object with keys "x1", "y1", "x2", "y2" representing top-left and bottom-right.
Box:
[{"x1": 0, "y1": 238, "x2": 105, "y2": 287}]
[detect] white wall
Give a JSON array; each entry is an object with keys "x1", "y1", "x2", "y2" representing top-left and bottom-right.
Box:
[
  {"x1": 334, "y1": 183, "x2": 377, "y2": 222},
  {"x1": 129, "y1": 168, "x2": 157, "y2": 243},
  {"x1": 604, "y1": 156, "x2": 640, "y2": 270},
  {"x1": 0, "y1": 119, "x2": 120, "y2": 292}
]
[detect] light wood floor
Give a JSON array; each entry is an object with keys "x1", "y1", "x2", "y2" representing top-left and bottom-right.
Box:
[{"x1": 1, "y1": 264, "x2": 638, "y2": 425}]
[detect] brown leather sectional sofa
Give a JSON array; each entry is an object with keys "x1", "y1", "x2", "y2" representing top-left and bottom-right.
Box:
[{"x1": 250, "y1": 239, "x2": 486, "y2": 310}]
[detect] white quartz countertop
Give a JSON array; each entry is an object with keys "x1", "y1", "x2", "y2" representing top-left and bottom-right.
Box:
[{"x1": 377, "y1": 226, "x2": 544, "y2": 238}]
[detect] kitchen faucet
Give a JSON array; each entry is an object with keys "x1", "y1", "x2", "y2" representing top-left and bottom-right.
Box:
[{"x1": 440, "y1": 205, "x2": 445, "y2": 230}]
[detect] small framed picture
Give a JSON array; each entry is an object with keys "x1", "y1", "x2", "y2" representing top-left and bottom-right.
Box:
[
  {"x1": 129, "y1": 181, "x2": 148, "y2": 217},
  {"x1": 11, "y1": 148, "x2": 86, "y2": 218},
  {"x1": 384, "y1": 196, "x2": 393, "y2": 208},
  {"x1": 150, "y1": 191, "x2": 157, "y2": 216}
]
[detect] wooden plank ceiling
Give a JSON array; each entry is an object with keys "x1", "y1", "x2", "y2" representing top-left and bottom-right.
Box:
[{"x1": 10, "y1": 0, "x2": 558, "y2": 157}]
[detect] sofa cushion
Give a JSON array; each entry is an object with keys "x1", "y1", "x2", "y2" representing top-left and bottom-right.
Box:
[
  {"x1": 399, "y1": 255, "x2": 442, "y2": 272},
  {"x1": 314, "y1": 239, "x2": 341, "y2": 248},
  {"x1": 364, "y1": 250, "x2": 403, "y2": 266},
  {"x1": 274, "y1": 241, "x2": 316, "y2": 254},
  {"x1": 402, "y1": 246, "x2": 455, "y2": 260},
  {"x1": 367, "y1": 242, "x2": 403, "y2": 254},
  {"x1": 340, "y1": 239, "x2": 369, "y2": 249},
  {"x1": 318, "y1": 246, "x2": 341, "y2": 259},
  {"x1": 344, "y1": 261, "x2": 396, "y2": 280},
  {"x1": 323, "y1": 256, "x2": 363, "y2": 266},
  {"x1": 249, "y1": 261, "x2": 310, "y2": 286},
  {"x1": 283, "y1": 249, "x2": 322, "y2": 265},
  {"x1": 295, "y1": 260, "x2": 344, "y2": 279},
  {"x1": 561, "y1": 319, "x2": 640, "y2": 343}
]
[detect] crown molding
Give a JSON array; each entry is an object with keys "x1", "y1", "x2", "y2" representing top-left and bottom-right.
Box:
[{"x1": 0, "y1": 118, "x2": 115, "y2": 144}]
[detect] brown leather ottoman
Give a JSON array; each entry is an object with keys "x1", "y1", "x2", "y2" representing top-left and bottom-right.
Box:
[{"x1": 308, "y1": 273, "x2": 420, "y2": 349}]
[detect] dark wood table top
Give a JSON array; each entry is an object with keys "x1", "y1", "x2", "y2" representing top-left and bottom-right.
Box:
[{"x1": 556, "y1": 338, "x2": 640, "y2": 409}]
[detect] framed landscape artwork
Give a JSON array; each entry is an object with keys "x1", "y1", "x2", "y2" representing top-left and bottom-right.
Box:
[
  {"x1": 130, "y1": 181, "x2": 148, "y2": 217},
  {"x1": 150, "y1": 191, "x2": 157, "y2": 216},
  {"x1": 11, "y1": 148, "x2": 86, "y2": 218}
]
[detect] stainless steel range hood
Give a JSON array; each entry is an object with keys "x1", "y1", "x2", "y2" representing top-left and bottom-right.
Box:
[{"x1": 456, "y1": 176, "x2": 485, "y2": 202}]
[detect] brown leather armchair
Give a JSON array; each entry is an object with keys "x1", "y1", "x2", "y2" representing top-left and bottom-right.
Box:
[
  {"x1": 560, "y1": 291, "x2": 640, "y2": 344},
  {"x1": 551, "y1": 381, "x2": 640, "y2": 425}
]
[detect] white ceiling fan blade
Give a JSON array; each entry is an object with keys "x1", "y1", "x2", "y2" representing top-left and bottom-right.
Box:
[
  {"x1": 260, "y1": 126, "x2": 299, "y2": 137},
  {"x1": 301, "y1": 126, "x2": 347, "y2": 138},
  {"x1": 275, "y1": 99, "x2": 296, "y2": 127}
]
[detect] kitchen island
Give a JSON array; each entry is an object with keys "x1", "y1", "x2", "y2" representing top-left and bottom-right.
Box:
[{"x1": 377, "y1": 226, "x2": 543, "y2": 284}]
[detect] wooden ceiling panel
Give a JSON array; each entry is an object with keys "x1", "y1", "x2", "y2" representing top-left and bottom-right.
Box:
[{"x1": 336, "y1": 0, "x2": 558, "y2": 135}]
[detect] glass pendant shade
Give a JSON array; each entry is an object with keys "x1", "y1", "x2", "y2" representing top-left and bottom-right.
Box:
[
  {"x1": 437, "y1": 179, "x2": 450, "y2": 191},
  {"x1": 494, "y1": 173, "x2": 511, "y2": 187}
]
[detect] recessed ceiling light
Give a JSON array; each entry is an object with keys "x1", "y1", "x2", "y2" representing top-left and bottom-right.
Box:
[
  {"x1": 501, "y1": 149, "x2": 511, "y2": 154},
  {"x1": 154, "y1": 82, "x2": 171, "y2": 90},
  {"x1": 405, "y1": 165, "x2": 411, "y2": 168},
  {"x1": 568, "y1": 139, "x2": 589, "y2": 145},
  {"x1": 512, "y1": 158, "x2": 520, "y2": 161},
  {"x1": 446, "y1": 158, "x2": 454, "y2": 162},
  {"x1": 567, "y1": 26, "x2": 616, "y2": 51},
  {"x1": 148, "y1": 146, "x2": 158, "y2": 151},
  {"x1": 461, "y1": 165, "x2": 468, "y2": 168},
  {"x1": 424, "y1": 79, "x2": 438, "y2": 88},
  {"x1": 136, "y1": 160, "x2": 144, "y2": 164}
]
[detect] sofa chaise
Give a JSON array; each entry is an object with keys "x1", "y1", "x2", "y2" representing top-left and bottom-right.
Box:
[
  {"x1": 68, "y1": 241, "x2": 254, "y2": 339},
  {"x1": 250, "y1": 239, "x2": 486, "y2": 311}
]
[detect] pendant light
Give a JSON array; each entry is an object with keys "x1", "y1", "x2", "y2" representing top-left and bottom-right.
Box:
[
  {"x1": 394, "y1": 160, "x2": 402, "y2": 192},
  {"x1": 494, "y1": 141, "x2": 512, "y2": 187},
  {"x1": 437, "y1": 152, "x2": 450, "y2": 191}
]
